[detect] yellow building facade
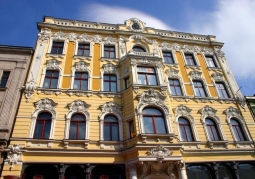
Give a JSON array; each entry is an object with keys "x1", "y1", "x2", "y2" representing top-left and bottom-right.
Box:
[{"x1": 2, "y1": 17, "x2": 255, "y2": 179}]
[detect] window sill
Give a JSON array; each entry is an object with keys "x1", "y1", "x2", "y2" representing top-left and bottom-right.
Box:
[
  {"x1": 0, "y1": 87, "x2": 7, "y2": 91},
  {"x1": 46, "y1": 53, "x2": 65, "y2": 59},
  {"x1": 100, "y1": 57, "x2": 118, "y2": 62},
  {"x1": 185, "y1": 65, "x2": 201, "y2": 70},
  {"x1": 97, "y1": 91, "x2": 121, "y2": 98},
  {"x1": 63, "y1": 139, "x2": 89, "y2": 149},
  {"x1": 37, "y1": 88, "x2": 62, "y2": 95},
  {"x1": 207, "y1": 67, "x2": 222, "y2": 71},
  {"x1": 26, "y1": 138, "x2": 54, "y2": 148},
  {"x1": 99, "y1": 140, "x2": 124, "y2": 150},
  {"x1": 73, "y1": 55, "x2": 92, "y2": 61},
  {"x1": 67, "y1": 89, "x2": 92, "y2": 97},
  {"x1": 233, "y1": 140, "x2": 254, "y2": 148},
  {"x1": 208, "y1": 140, "x2": 228, "y2": 149},
  {"x1": 164, "y1": 63, "x2": 178, "y2": 67},
  {"x1": 140, "y1": 133, "x2": 175, "y2": 143},
  {"x1": 179, "y1": 141, "x2": 201, "y2": 149},
  {"x1": 132, "y1": 85, "x2": 168, "y2": 94}
]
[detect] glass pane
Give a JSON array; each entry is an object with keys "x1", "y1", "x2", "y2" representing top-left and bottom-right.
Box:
[
  {"x1": 155, "y1": 117, "x2": 166, "y2": 133},
  {"x1": 180, "y1": 125, "x2": 187, "y2": 141},
  {"x1": 212, "y1": 126, "x2": 220, "y2": 140},
  {"x1": 112, "y1": 124, "x2": 119, "y2": 141},
  {"x1": 179, "y1": 118, "x2": 189, "y2": 124},
  {"x1": 53, "y1": 71, "x2": 59, "y2": 77},
  {"x1": 147, "y1": 75, "x2": 157, "y2": 85},
  {"x1": 81, "y1": 73, "x2": 88, "y2": 79},
  {"x1": 206, "y1": 119, "x2": 214, "y2": 125},
  {"x1": 218, "y1": 165, "x2": 233, "y2": 179},
  {"x1": 43, "y1": 121, "x2": 51, "y2": 139},
  {"x1": 236, "y1": 126, "x2": 245, "y2": 141},
  {"x1": 75, "y1": 73, "x2": 81, "y2": 78},
  {"x1": 231, "y1": 119, "x2": 239, "y2": 125},
  {"x1": 104, "y1": 82, "x2": 110, "y2": 91},
  {"x1": 74, "y1": 80, "x2": 80, "y2": 90},
  {"x1": 72, "y1": 114, "x2": 85, "y2": 121},
  {"x1": 69, "y1": 123, "x2": 77, "y2": 139},
  {"x1": 104, "y1": 51, "x2": 109, "y2": 58},
  {"x1": 143, "y1": 108, "x2": 162, "y2": 115},
  {"x1": 110, "y1": 52, "x2": 115, "y2": 58},
  {"x1": 51, "y1": 79, "x2": 58, "y2": 88},
  {"x1": 104, "y1": 75, "x2": 109, "y2": 80},
  {"x1": 110, "y1": 75, "x2": 116, "y2": 81},
  {"x1": 199, "y1": 88, "x2": 206, "y2": 97},
  {"x1": 176, "y1": 87, "x2": 183, "y2": 95},
  {"x1": 81, "y1": 80, "x2": 88, "y2": 90},
  {"x1": 207, "y1": 126, "x2": 214, "y2": 141},
  {"x1": 34, "y1": 122, "x2": 42, "y2": 139},
  {"x1": 238, "y1": 164, "x2": 255, "y2": 179},
  {"x1": 38, "y1": 113, "x2": 52, "y2": 119},
  {"x1": 170, "y1": 86, "x2": 177, "y2": 95},
  {"x1": 138, "y1": 74, "x2": 146, "y2": 85},
  {"x1": 104, "y1": 124, "x2": 110, "y2": 140},
  {"x1": 187, "y1": 165, "x2": 212, "y2": 179},
  {"x1": 78, "y1": 123, "x2": 85, "y2": 139},
  {"x1": 105, "y1": 116, "x2": 118, "y2": 122},
  {"x1": 185, "y1": 125, "x2": 193, "y2": 141},
  {"x1": 77, "y1": 49, "x2": 83, "y2": 56},
  {"x1": 137, "y1": 67, "x2": 155, "y2": 73},
  {"x1": 143, "y1": 117, "x2": 154, "y2": 133},
  {"x1": 110, "y1": 82, "x2": 117, "y2": 92},
  {"x1": 43, "y1": 78, "x2": 50, "y2": 88}
]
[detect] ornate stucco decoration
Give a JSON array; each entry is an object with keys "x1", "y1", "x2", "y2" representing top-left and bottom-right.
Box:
[
  {"x1": 129, "y1": 35, "x2": 152, "y2": 44},
  {"x1": 131, "y1": 58, "x2": 162, "y2": 68},
  {"x1": 182, "y1": 45, "x2": 201, "y2": 53},
  {"x1": 38, "y1": 28, "x2": 51, "y2": 45},
  {"x1": 125, "y1": 18, "x2": 146, "y2": 32},
  {"x1": 5, "y1": 144, "x2": 24, "y2": 170},
  {"x1": 136, "y1": 89, "x2": 169, "y2": 115},
  {"x1": 211, "y1": 72, "x2": 223, "y2": 81},
  {"x1": 93, "y1": 35, "x2": 103, "y2": 43},
  {"x1": 189, "y1": 70, "x2": 202, "y2": 79},
  {"x1": 33, "y1": 98, "x2": 58, "y2": 119},
  {"x1": 173, "y1": 105, "x2": 194, "y2": 122},
  {"x1": 223, "y1": 106, "x2": 244, "y2": 122},
  {"x1": 66, "y1": 100, "x2": 90, "y2": 120},
  {"x1": 46, "y1": 59, "x2": 62, "y2": 70},
  {"x1": 202, "y1": 47, "x2": 214, "y2": 55},
  {"x1": 75, "y1": 61, "x2": 90, "y2": 71},
  {"x1": 103, "y1": 36, "x2": 117, "y2": 44},
  {"x1": 103, "y1": 63, "x2": 117, "y2": 73},
  {"x1": 160, "y1": 42, "x2": 181, "y2": 51},
  {"x1": 167, "y1": 68, "x2": 179, "y2": 78},
  {"x1": 52, "y1": 31, "x2": 66, "y2": 40},
  {"x1": 214, "y1": 46, "x2": 225, "y2": 58},
  {"x1": 68, "y1": 33, "x2": 77, "y2": 41},
  {"x1": 77, "y1": 33, "x2": 93, "y2": 43},
  {"x1": 152, "y1": 40, "x2": 159, "y2": 56},
  {"x1": 147, "y1": 145, "x2": 173, "y2": 162},
  {"x1": 24, "y1": 80, "x2": 37, "y2": 101},
  {"x1": 119, "y1": 36, "x2": 129, "y2": 57},
  {"x1": 199, "y1": 105, "x2": 220, "y2": 123},
  {"x1": 99, "y1": 101, "x2": 122, "y2": 120}
]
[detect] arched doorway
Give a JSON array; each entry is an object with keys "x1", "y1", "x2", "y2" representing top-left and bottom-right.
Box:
[
  {"x1": 90, "y1": 165, "x2": 125, "y2": 179},
  {"x1": 22, "y1": 164, "x2": 58, "y2": 179},
  {"x1": 65, "y1": 165, "x2": 86, "y2": 179}
]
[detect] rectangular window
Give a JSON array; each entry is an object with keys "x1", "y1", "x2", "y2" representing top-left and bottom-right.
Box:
[
  {"x1": 206, "y1": 56, "x2": 217, "y2": 67},
  {"x1": 104, "y1": 74, "x2": 117, "y2": 92},
  {"x1": 216, "y1": 82, "x2": 229, "y2": 98},
  {"x1": 137, "y1": 67, "x2": 157, "y2": 86},
  {"x1": 104, "y1": 46, "x2": 115, "y2": 58},
  {"x1": 73, "y1": 72, "x2": 88, "y2": 90},
  {"x1": 77, "y1": 44, "x2": 90, "y2": 56},
  {"x1": 50, "y1": 42, "x2": 64, "y2": 54},
  {"x1": 163, "y1": 51, "x2": 174, "y2": 64},
  {"x1": 0, "y1": 71, "x2": 10, "y2": 88},
  {"x1": 43, "y1": 70, "x2": 59, "y2": 89},
  {"x1": 124, "y1": 76, "x2": 130, "y2": 89},
  {"x1": 185, "y1": 54, "x2": 196, "y2": 66},
  {"x1": 169, "y1": 79, "x2": 183, "y2": 96},
  {"x1": 193, "y1": 81, "x2": 207, "y2": 97}
]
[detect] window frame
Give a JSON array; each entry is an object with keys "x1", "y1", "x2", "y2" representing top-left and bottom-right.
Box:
[
  {"x1": 69, "y1": 114, "x2": 86, "y2": 140},
  {"x1": 0, "y1": 71, "x2": 11, "y2": 88},
  {"x1": 73, "y1": 72, "x2": 89, "y2": 91},
  {"x1": 77, "y1": 43, "x2": 90, "y2": 56},
  {"x1": 50, "y1": 41, "x2": 64, "y2": 54},
  {"x1": 103, "y1": 115, "x2": 119, "y2": 141},
  {"x1": 169, "y1": 79, "x2": 183, "y2": 96},
  {"x1": 33, "y1": 112, "x2": 52, "y2": 139},
  {"x1": 205, "y1": 118, "x2": 221, "y2": 141},
  {"x1": 162, "y1": 51, "x2": 175, "y2": 64},
  {"x1": 184, "y1": 53, "x2": 197, "y2": 66},
  {"x1": 215, "y1": 82, "x2": 230, "y2": 98},
  {"x1": 132, "y1": 46, "x2": 146, "y2": 52},
  {"x1": 178, "y1": 117, "x2": 194, "y2": 142},
  {"x1": 193, "y1": 80, "x2": 207, "y2": 97},
  {"x1": 205, "y1": 55, "x2": 218, "y2": 68},
  {"x1": 48, "y1": 40, "x2": 67, "y2": 55},
  {"x1": 137, "y1": 66, "x2": 158, "y2": 86},
  {"x1": 42, "y1": 70, "x2": 59, "y2": 89},
  {"x1": 103, "y1": 74, "x2": 117, "y2": 92}
]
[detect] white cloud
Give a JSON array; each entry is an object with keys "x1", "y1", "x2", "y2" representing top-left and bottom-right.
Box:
[
  {"x1": 188, "y1": 0, "x2": 255, "y2": 79},
  {"x1": 78, "y1": 3, "x2": 173, "y2": 31}
]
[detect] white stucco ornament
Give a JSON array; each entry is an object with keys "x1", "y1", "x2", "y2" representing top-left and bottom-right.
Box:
[
  {"x1": 5, "y1": 144, "x2": 23, "y2": 170},
  {"x1": 147, "y1": 145, "x2": 172, "y2": 162}
]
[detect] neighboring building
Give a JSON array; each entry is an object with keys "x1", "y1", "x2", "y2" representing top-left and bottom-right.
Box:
[
  {"x1": 2, "y1": 17, "x2": 255, "y2": 179},
  {"x1": 0, "y1": 45, "x2": 33, "y2": 174},
  {"x1": 245, "y1": 95, "x2": 255, "y2": 119}
]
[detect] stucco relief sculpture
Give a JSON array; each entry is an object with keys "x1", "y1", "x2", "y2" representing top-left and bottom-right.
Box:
[
  {"x1": 199, "y1": 105, "x2": 219, "y2": 121},
  {"x1": 211, "y1": 72, "x2": 224, "y2": 81},
  {"x1": 75, "y1": 61, "x2": 90, "y2": 71},
  {"x1": 167, "y1": 68, "x2": 179, "y2": 78},
  {"x1": 5, "y1": 144, "x2": 23, "y2": 170},
  {"x1": 160, "y1": 42, "x2": 181, "y2": 51},
  {"x1": 24, "y1": 80, "x2": 37, "y2": 101},
  {"x1": 189, "y1": 70, "x2": 202, "y2": 79},
  {"x1": 224, "y1": 106, "x2": 243, "y2": 121},
  {"x1": 66, "y1": 100, "x2": 90, "y2": 119},
  {"x1": 33, "y1": 98, "x2": 58, "y2": 118},
  {"x1": 174, "y1": 105, "x2": 194, "y2": 121},
  {"x1": 103, "y1": 63, "x2": 117, "y2": 73},
  {"x1": 99, "y1": 101, "x2": 122, "y2": 119},
  {"x1": 147, "y1": 145, "x2": 173, "y2": 162},
  {"x1": 46, "y1": 59, "x2": 61, "y2": 69},
  {"x1": 38, "y1": 28, "x2": 51, "y2": 45}
]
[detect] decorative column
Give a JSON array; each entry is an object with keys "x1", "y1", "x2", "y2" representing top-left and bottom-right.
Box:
[
  {"x1": 177, "y1": 160, "x2": 187, "y2": 179},
  {"x1": 128, "y1": 163, "x2": 137, "y2": 179},
  {"x1": 232, "y1": 162, "x2": 240, "y2": 179},
  {"x1": 212, "y1": 162, "x2": 219, "y2": 179}
]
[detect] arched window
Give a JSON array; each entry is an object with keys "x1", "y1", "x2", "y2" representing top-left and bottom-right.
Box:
[
  {"x1": 34, "y1": 113, "x2": 52, "y2": 139},
  {"x1": 205, "y1": 118, "x2": 221, "y2": 141},
  {"x1": 43, "y1": 70, "x2": 59, "y2": 89},
  {"x1": 133, "y1": 46, "x2": 146, "y2": 52},
  {"x1": 218, "y1": 165, "x2": 234, "y2": 179},
  {"x1": 104, "y1": 115, "x2": 119, "y2": 141},
  {"x1": 143, "y1": 108, "x2": 166, "y2": 134},
  {"x1": 238, "y1": 164, "x2": 255, "y2": 179},
  {"x1": 69, "y1": 114, "x2": 86, "y2": 140},
  {"x1": 186, "y1": 165, "x2": 213, "y2": 179},
  {"x1": 65, "y1": 166, "x2": 86, "y2": 179},
  {"x1": 230, "y1": 118, "x2": 247, "y2": 141},
  {"x1": 74, "y1": 72, "x2": 88, "y2": 90},
  {"x1": 178, "y1": 117, "x2": 194, "y2": 141}
]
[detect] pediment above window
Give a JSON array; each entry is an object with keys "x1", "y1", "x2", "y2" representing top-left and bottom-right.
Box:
[
  {"x1": 211, "y1": 72, "x2": 223, "y2": 81},
  {"x1": 99, "y1": 101, "x2": 122, "y2": 120},
  {"x1": 199, "y1": 105, "x2": 220, "y2": 123},
  {"x1": 224, "y1": 106, "x2": 244, "y2": 122},
  {"x1": 189, "y1": 70, "x2": 202, "y2": 80},
  {"x1": 66, "y1": 100, "x2": 90, "y2": 120},
  {"x1": 75, "y1": 61, "x2": 90, "y2": 71},
  {"x1": 174, "y1": 105, "x2": 193, "y2": 121},
  {"x1": 46, "y1": 59, "x2": 61, "y2": 70},
  {"x1": 167, "y1": 67, "x2": 179, "y2": 78},
  {"x1": 33, "y1": 98, "x2": 57, "y2": 118},
  {"x1": 103, "y1": 63, "x2": 117, "y2": 73}
]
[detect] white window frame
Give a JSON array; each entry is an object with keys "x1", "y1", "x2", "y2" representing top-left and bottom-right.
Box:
[
  {"x1": 101, "y1": 36, "x2": 118, "y2": 59},
  {"x1": 47, "y1": 31, "x2": 68, "y2": 55},
  {"x1": 166, "y1": 67, "x2": 186, "y2": 96},
  {"x1": 203, "y1": 54, "x2": 219, "y2": 68},
  {"x1": 182, "y1": 52, "x2": 200, "y2": 66},
  {"x1": 211, "y1": 72, "x2": 233, "y2": 99},
  {"x1": 39, "y1": 59, "x2": 63, "y2": 89},
  {"x1": 189, "y1": 70, "x2": 211, "y2": 97},
  {"x1": 161, "y1": 50, "x2": 178, "y2": 64},
  {"x1": 100, "y1": 63, "x2": 120, "y2": 92}
]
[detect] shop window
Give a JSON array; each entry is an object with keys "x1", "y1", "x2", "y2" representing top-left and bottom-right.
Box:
[
  {"x1": 187, "y1": 165, "x2": 213, "y2": 179},
  {"x1": 104, "y1": 115, "x2": 119, "y2": 141},
  {"x1": 178, "y1": 117, "x2": 194, "y2": 141},
  {"x1": 137, "y1": 67, "x2": 157, "y2": 86},
  {"x1": 34, "y1": 113, "x2": 52, "y2": 139},
  {"x1": 238, "y1": 164, "x2": 255, "y2": 179},
  {"x1": 218, "y1": 165, "x2": 234, "y2": 179}
]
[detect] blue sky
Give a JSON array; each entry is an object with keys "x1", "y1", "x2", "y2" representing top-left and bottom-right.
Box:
[{"x1": 0, "y1": 0, "x2": 254, "y2": 96}]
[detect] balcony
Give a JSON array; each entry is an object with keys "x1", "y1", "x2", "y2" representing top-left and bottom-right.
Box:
[{"x1": 127, "y1": 50, "x2": 158, "y2": 57}]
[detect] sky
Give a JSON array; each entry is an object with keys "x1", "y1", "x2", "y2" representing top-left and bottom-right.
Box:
[{"x1": 0, "y1": 0, "x2": 254, "y2": 96}]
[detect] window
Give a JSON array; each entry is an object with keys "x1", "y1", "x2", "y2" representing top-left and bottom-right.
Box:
[
  {"x1": 50, "y1": 41, "x2": 64, "y2": 54},
  {"x1": 143, "y1": 108, "x2": 166, "y2": 134},
  {"x1": 74, "y1": 72, "x2": 88, "y2": 90},
  {"x1": 231, "y1": 118, "x2": 247, "y2": 141},
  {"x1": 216, "y1": 82, "x2": 229, "y2": 98},
  {"x1": 124, "y1": 76, "x2": 130, "y2": 89},
  {"x1": 137, "y1": 67, "x2": 157, "y2": 86},
  {"x1": 77, "y1": 44, "x2": 90, "y2": 56},
  {"x1": 205, "y1": 118, "x2": 221, "y2": 141},
  {"x1": 185, "y1": 54, "x2": 196, "y2": 66},
  {"x1": 104, "y1": 74, "x2": 117, "y2": 92},
  {"x1": 43, "y1": 70, "x2": 59, "y2": 89},
  {"x1": 104, "y1": 46, "x2": 115, "y2": 58},
  {"x1": 0, "y1": 71, "x2": 10, "y2": 88},
  {"x1": 169, "y1": 79, "x2": 183, "y2": 96},
  {"x1": 34, "y1": 113, "x2": 52, "y2": 139},
  {"x1": 69, "y1": 114, "x2": 86, "y2": 140},
  {"x1": 187, "y1": 165, "x2": 213, "y2": 179},
  {"x1": 133, "y1": 46, "x2": 146, "y2": 52},
  {"x1": 205, "y1": 56, "x2": 217, "y2": 67},
  {"x1": 238, "y1": 164, "x2": 255, "y2": 179},
  {"x1": 129, "y1": 120, "x2": 135, "y2": 138},
  {"x1": 193, "y1": 81, "x2": 207, "y2": 97},
  {"x1": 104, "y1": 115, "x2": 119, "y2": 141},
  {"x1": 178, "y1": 117, "x2": 194, "y2": 141},
  {"x1": 163, "y1": 51, "x2": 174, "y2": 64},
  {"x1": 218, "y1": 165, "x2": 234, "y2": 179}
]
